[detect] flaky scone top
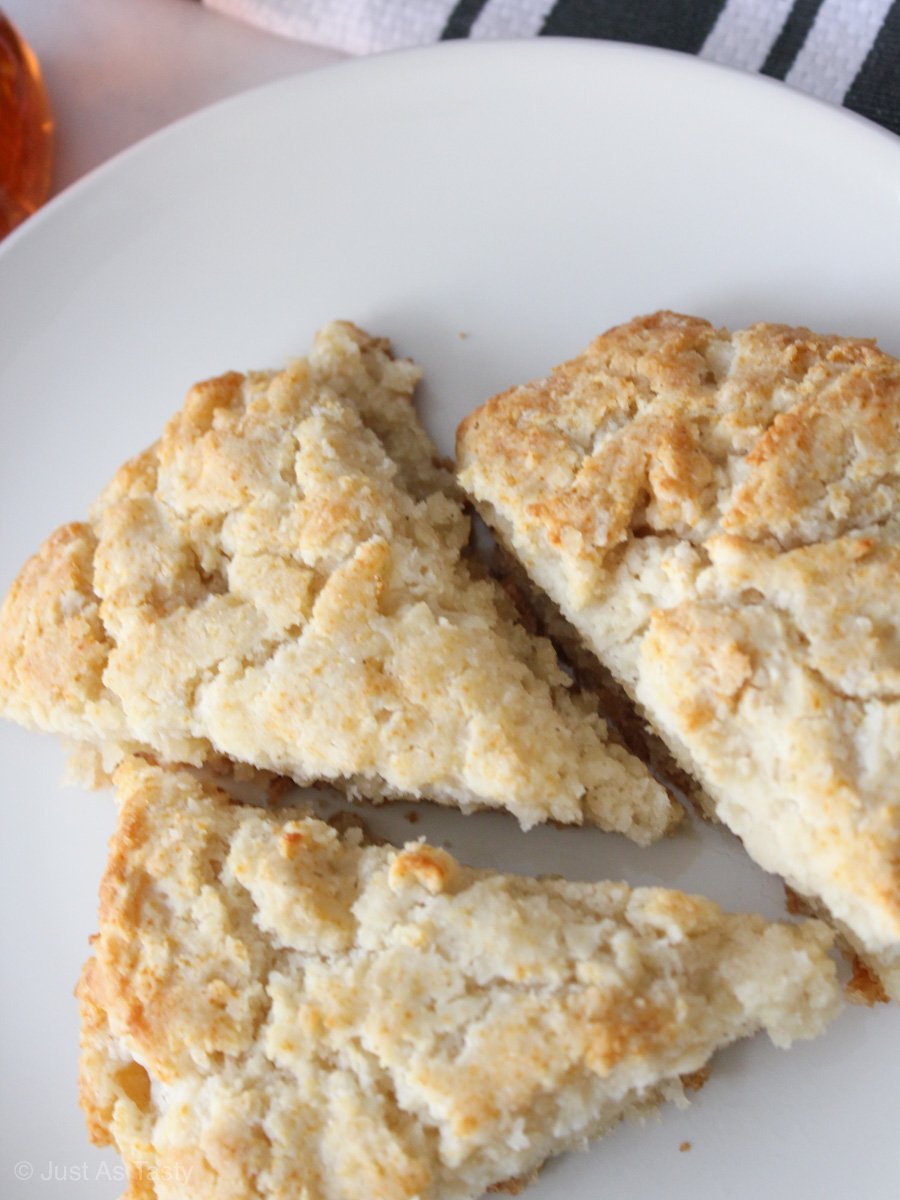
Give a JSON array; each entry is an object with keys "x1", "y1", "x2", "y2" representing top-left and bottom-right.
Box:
[
  {"x1": 0, "y1": 321, "x2": 675, "y2": 839},
  {"x1": 457, "y1": 312, "x2": 900, "y2": 990},
  {"x1": 79, "y1": 761, "x2": 839, "y2": 1200}
]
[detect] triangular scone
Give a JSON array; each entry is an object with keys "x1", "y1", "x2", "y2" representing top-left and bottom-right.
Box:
[
  {"x1": 457, "y1": 311, "x2": 900, "y2": 996},
  {"x1": 0, "y1": 322, "x2": 676, "y2": 840},
  {"x1": 78, "y1": 761, "x2": 839, "y2": 1200}
]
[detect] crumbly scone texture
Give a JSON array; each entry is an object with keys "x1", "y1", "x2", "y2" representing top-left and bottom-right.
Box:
[
  {"x1": 490, "y1": 541, "x2": 714, "y2": 818},
  {"x1": 78, "y1": 761, "x2": 840, "y2": 1200},
  {"x1": 457, "y1": 310, "x2": 900, "y2": 993},
  {"x1": 0, "y1": 321, "x2": 675, "y2": 840}
]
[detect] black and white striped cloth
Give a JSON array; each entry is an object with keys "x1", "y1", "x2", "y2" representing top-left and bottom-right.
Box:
[{"x1": 204, "y1": 0, "x2": 900, "y2": 136}]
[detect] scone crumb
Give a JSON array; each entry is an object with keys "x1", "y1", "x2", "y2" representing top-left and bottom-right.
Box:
[
  {"x1": 487, "y1": 1176, "x2": 531, "y2": 1195},
  {"x1": 846, "y1": 955, "x2": 889, "y2": 1006},
  {"x1": 680, "y1": 1066, "x2": 710, "y2": 1093},
  {"x1": 389, "y1": 845, "x2": 457, "y2": 894},
  {"x1": 279, "y1": 829, "x2": 309, "y2": 860},
  {"x1": 679, "y1": 1141, "x2": 692, "y2": 1153},
  {"x1": 326, "y1": 811, "x2": 373, "y2": 842},
  {"x1": 267, "y1": 776, "x2": 296, "y2": 804},
  {"x1": 62, "y1": 742, "x2": 114, "y2": 791},
  {"x1": 784, "y1": 889, "x2": 891, "y2": 1004},
  {"x1": 784, "y1": 885, "x2": 816, "y2": 918}
]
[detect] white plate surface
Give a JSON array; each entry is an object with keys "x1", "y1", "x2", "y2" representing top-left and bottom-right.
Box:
[{"x1": 0, "y1": 39, "x2": 898, "y2": 1200}]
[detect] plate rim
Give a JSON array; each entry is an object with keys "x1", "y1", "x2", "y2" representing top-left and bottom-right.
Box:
[{"x1": 3, "y1": 36, "x2": 899, "y2": 267}]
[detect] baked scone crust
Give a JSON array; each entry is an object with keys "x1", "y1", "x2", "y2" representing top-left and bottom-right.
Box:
[
  {"x1": 457, "y1": 311, "x2": 900, "y2": 995},
  {"x1": 78, "y1": 761, "x2": 840, "y2": 1200},
  {"x1": 0, "y1": 322, "x2": 676, "y2": 841}
]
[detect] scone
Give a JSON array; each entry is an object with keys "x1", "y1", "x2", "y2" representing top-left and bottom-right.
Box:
[
  {"x1": 79, "y1": 760, "x2": 840, "y2": 1200},
  {"x1": 0, "y1": 322, "x2": 676, "y2": 841},
  {"x1": 457, "y1": 311, "x2": 900, "y2": 998}
]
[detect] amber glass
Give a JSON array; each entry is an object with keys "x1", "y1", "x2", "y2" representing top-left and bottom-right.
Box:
[{"x1": 0, "y1": 13, "x2": 53, "y2": 239}]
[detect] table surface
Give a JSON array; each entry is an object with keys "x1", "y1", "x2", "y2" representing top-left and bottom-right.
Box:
[{"x1": 4, "y1": 0, "x2": 347, "y2": 198}]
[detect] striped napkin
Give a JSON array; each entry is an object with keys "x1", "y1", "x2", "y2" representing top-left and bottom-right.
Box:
[{"x1": 203, "y1": 0, "x2": 900, "y2": 136}]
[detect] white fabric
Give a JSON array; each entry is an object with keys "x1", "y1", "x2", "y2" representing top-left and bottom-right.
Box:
[
  {"x1": 203, "y1": 0, "x2": 893, "y2": 113},
  {"x1": 700, "y1": 0, "x2": 795, "y2": 73},
  {"x1": 785, "y1": 0, "x2": 893, "y2": 103},
  {"x1": 207, "y1": 0, "x2": 458, "y2": 54}
]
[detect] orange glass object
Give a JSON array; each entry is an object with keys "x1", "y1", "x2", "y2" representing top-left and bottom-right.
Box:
[{"x1": 0, "y1": 13, "x2": 53, "y2": 239}]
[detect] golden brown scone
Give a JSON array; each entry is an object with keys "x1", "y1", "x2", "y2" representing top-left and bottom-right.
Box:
[
  {"x1": 0, "y1": 322, "x2": 676, "y2": 841},
  {"x1": 457, "y1": 311, "x2": 900, "y2": 997},
  {"x1": 78, "y1": 760, "x2": 840, "y2": 1200}
]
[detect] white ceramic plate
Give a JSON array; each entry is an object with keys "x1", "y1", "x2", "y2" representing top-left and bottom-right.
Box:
[{"x1": 1, "y1": 39, "x2": 898, "y2": 1200}]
